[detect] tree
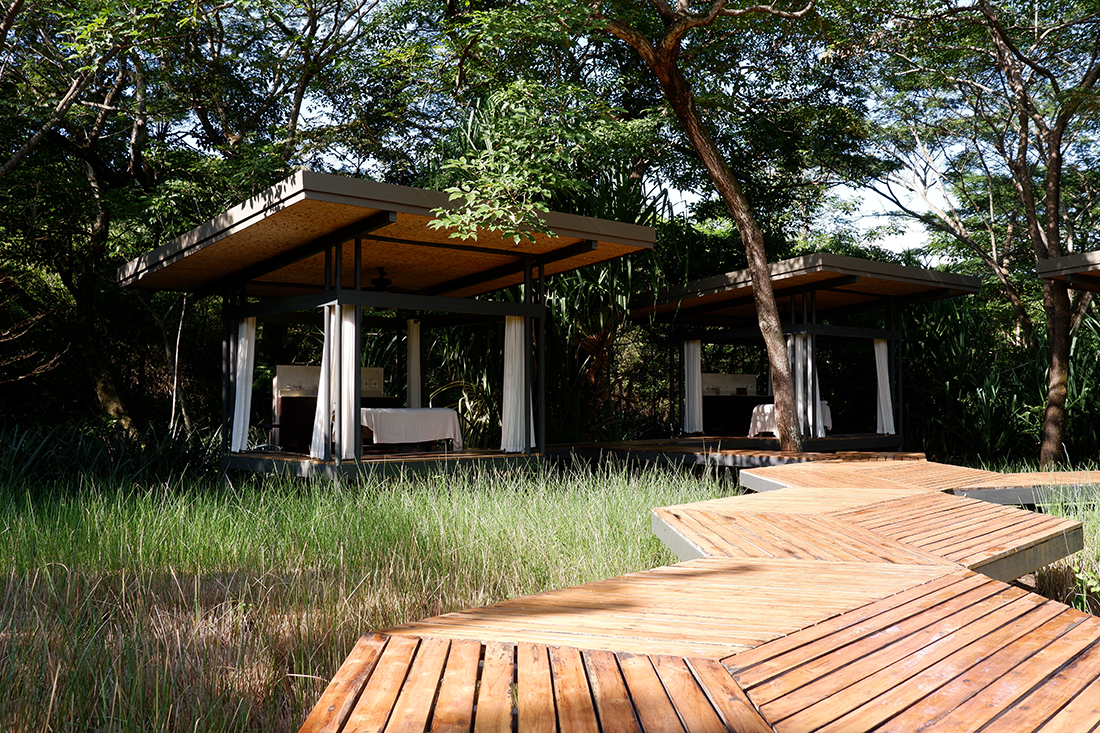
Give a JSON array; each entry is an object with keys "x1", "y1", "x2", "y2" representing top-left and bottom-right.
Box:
[
  {"x1": 431, "y1": 0, "x2": 885, "y2": 451},
  {"x1": 865, "y1": 0, "x2": 1100, "y2": 465},
  {"x1": 0, "y1": 0, "x2": 434, "y2": 426}
]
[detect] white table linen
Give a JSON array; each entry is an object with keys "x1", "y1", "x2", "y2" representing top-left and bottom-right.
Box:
[
  {"x1": 749, "y1": 402, "x2": 832, "y2": 437},
  {"x1": 360, "y1": 408, "x2": 463, "y2": 450}
]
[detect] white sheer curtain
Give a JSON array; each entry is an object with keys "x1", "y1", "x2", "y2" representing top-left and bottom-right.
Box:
[
  {"x1": 407, "y1": 319, "x2": 421, "y2": 408},
  {"x1": 311, "y1": 306, "x2": 335, "y2": 459},
  {"x1": 500, "y1": 316, "x2": 532, "y2": 452},
  {"x1": 230, "y1": 317, "x2": 256, "y2": 453},
  {"x1": 875, "y1": 339, "x2": 896, "y2": 434},
  {"x1": 786, "y1": 333, "x2": 825, "y2": 438},
  {"x1": 683, "y1": 340, "x2": 703, "y2": 434},
  {"x1": 311, "y1": 305, "x2": 359, "y2": 459},
  {"x1": 339, "y1": 306, "x2": 358, "y2": 460}
]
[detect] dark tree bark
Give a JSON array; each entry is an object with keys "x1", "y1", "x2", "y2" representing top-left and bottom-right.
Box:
[{"x1": 600, "y1": 2, "x2": 812, "y2": 451}]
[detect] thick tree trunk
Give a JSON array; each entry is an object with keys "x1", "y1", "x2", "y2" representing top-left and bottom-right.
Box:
[
  {"x1": 652, "y1": 59, "x2": 803, "y2": 450},
  {"x1": 70, "y1": 164, "x2": 134, "y2": 431},
  {"x1": 1039, "y1": 279, "x2": 1071, "y2": 467}
]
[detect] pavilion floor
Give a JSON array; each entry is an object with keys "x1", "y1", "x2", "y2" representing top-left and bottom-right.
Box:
[{"x1": 223, "y1": 447, "x2": 532, "y2": 478}]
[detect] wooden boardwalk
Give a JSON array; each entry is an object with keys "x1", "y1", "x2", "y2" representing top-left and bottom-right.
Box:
[
  {"x1": 300, "y1": 460, "x2": 1097, "y2": 733},
  {"x1": 740, "y1": 458, "x2": 1100, "y2": 505},
  {"x1": 551, "y1": 438, "x2": 924, "y2": 469}
]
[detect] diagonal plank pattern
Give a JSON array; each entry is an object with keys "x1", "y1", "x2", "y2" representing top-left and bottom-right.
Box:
[
  {"x1": 381, "y1": 558, "x2": 952, "y2": 659},
  {"x1": 299, "y1": 634, "x2": 773, "y2": 733},
  {"x1": 300, "y1": 458, "x2": 1098, "y2": 733},
  {"x1": 656, "y1": 488, "x2": 1082, "y2": 582}
]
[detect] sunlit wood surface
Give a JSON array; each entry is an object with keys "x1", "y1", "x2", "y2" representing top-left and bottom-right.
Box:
[{"x1": 300, "y1": 460, "x2": 1097, "y2": 733}]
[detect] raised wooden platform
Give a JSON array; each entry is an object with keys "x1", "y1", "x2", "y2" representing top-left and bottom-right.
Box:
[
  {"x1": 655, "y1": 487, "x2": 1082, "y2": 583},
  {"x1": 224, "y1": 448, "x2": 532, "y2": 478},
  {"x1": 300, "y1": 460, "x2": 1095, "y2": 733},
  {"x1": 381, "y1": 557, "x2": 953, "y2": 659},
  {"x1": 740, "y1": 459, "x2": 1100, "y2": 505},
  {"x1": 300, "y1": 633, "x2": 774, "y2": 733},
  {"x1": 550, "y1": 437, "x2": 923, "y2": 469}
]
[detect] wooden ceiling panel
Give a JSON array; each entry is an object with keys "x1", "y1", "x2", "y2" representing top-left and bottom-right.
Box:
[{"x1": 118, "y1": 171, "x2": 655, "y2": 300}]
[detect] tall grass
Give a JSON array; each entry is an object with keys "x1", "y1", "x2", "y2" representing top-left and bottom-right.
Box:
[
  {"x1": 0, "y1": 461, "x2": 732, "y2": 732},
  {"x1": 1035, "y1": 484, "x2": 1100, "y2": 615}
]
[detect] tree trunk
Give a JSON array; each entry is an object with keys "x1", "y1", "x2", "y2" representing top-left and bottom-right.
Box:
[
  {"x1": 73, "y1": 164, "x2": 134, "y2": 431},
  {"x1": 1039, "y1": 279, "x2": 1071, "y2": 467},
  {"x1": 652, "y1": 58, "x2": 803, "y2": 451}
]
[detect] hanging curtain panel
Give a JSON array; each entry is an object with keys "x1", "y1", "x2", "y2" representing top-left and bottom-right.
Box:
[
  {"x1": 310, "y1": 305, "x2": 335, "y2": 459},
  {"x1": 874, "y1": 339, "x2": 896, "y2": 434},
  {"x1": 501, "y1": 316, "x2": 532, "y2": 452},
  {"x1": 339, "y1": 305, "x2": 358, "y2": 460},
  {"x1": 230, "y1": 317, "x2": 257, "y2": 453},
  {"x1": 785, "y1": 333, "x2": 825, "y2": 439},
  {"x1": 683, "y1": 340, "x2": 703, "y2": 434},
  {"x1": 407, "y1": 319, "x2": 421, "y2": 409}
]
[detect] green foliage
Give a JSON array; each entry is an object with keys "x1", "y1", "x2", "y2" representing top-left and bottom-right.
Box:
[
  {"x1": 0, "y1": 422, "x2": 221, "y2": 486},
  {"x1": 903, "y1": 299, "x2": 1100, "y2": 464}
]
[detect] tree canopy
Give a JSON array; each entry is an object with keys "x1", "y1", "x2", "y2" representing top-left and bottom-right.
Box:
[{"x1": 1, "y1": 0, "x2": 1098, "y2": 465}]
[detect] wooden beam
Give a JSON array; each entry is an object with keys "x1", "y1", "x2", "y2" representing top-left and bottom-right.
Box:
[
  {"x1": 681, "y1": 323, "x2": 903, "y2": 343},
  {"x1": 1064, "y1": 273, "x2": 1100, "y2": 292},
  {"x1": 423, "y1": 240, "x2": 598, "y2": 296},
  {"x1": 200, "y1": 211, "x2": 396, "y2": 296},
  {"x1": 655, "y1": 275, "x2": 862, "y2": 322}
]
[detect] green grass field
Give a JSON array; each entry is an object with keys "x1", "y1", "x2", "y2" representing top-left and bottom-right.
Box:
[{"x1": 0, "y1": 463, "x2": 733, "y2": 732}]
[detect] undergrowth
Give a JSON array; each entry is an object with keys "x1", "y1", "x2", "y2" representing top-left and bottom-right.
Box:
[{"x1": 0, "y1": 460, "x2": 732, "y2": 732}]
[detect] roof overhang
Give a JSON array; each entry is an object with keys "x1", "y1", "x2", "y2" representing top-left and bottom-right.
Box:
[
  {"x1": 1037, "y1": 251, "x2": 1100, "y2": 292},
  {"x1": 633, "y1": 253, "x2": 981, "y2": 325},
  {"x1": 118, "y1": 170, "x2": 655, "y2": 299}
]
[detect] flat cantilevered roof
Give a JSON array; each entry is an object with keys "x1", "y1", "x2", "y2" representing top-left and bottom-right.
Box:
[
  {"x1": 118, "y1": 170, "x2": 655, "y2": 298},
  {"x1": 633, "y1": 253, "x2": 980, "y2": 325},
  {"x1": 1037, "y1": 251, "x2": 1100, "y2": 292}
]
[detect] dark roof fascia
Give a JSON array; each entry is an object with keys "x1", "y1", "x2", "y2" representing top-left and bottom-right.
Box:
[
  {"x1": 1037, "y1": 251, "x2": 1100, "y2": 291},
  {"x1": 655, "y1": 252, "x2": 981, "y2": 306}
]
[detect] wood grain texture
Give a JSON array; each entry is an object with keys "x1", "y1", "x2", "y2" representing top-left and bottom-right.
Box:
[{"x1": 300, "y1": 458, "x2": 1100, "y2": 733}]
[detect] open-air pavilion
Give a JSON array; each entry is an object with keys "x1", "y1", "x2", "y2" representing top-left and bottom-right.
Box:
[
  {"x1": 629, "y1": 253, "x2": 981, "y2": 454},
  {"x1": 118, "y1": 170, "x2": 654, "y2": 477}
]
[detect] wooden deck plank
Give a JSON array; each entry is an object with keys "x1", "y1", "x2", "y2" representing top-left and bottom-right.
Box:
[
  {"x1": 385, "y1": 637, "x2": 451, "y2": 733},
  {"x1": 917, "y1": 615, "x2": 1100, "y2": 732},
  {"x1": 781, "y1": 594, "x2": 1061, "y2": 732},
  {"x1": 662, "y1": 508, "x2": 755, "y2": 558},
  {"x1": 871, "y1": 610, "x2": 1095, "y2": 732},
  {"x1": 343, "y1": 635, "x2": 420, "y2": 733},
  {"x1": 472, "y1": 642, "x2": 513, "y2": 733},
  {"x1": 516, "y1": 643, "x2": 555, "y2": 733},
  {"x1": 652, "y1": 655, "x2": 727, "y2": 733},
  {"x1": 686, "y1": 658, "x2": 773, "y2": 733},
  {"x1": 984, "y1": 632, "x2": 1100, "y2": 732},
  {"x1": 748, "y1": 580, "x2": 1028, "y2": 712},
  {"x1": 616, "y1": 653, "x2": 687, "y2": 733},
  {"x1": 299, "y1": 634, "x2": 389, "y2": 733},
  {"x1": 1033, "y1": 656, "x2": 1100, "y2": 732},
  {"x1": 549, "y1": 645, "x2": 600, "y2": 733},
  {"x1": 385, "y1": 558, "x2": 951, "y2": 660},
  {"x1": 428, "y1": 639, "x2": 481, "y2": 733},
  {"x1": 584, "y1": 650, "x2": 641, "y2": 733},
  {"x1": 723, "y1": 571, "x2": 982, "y2": 676}
]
